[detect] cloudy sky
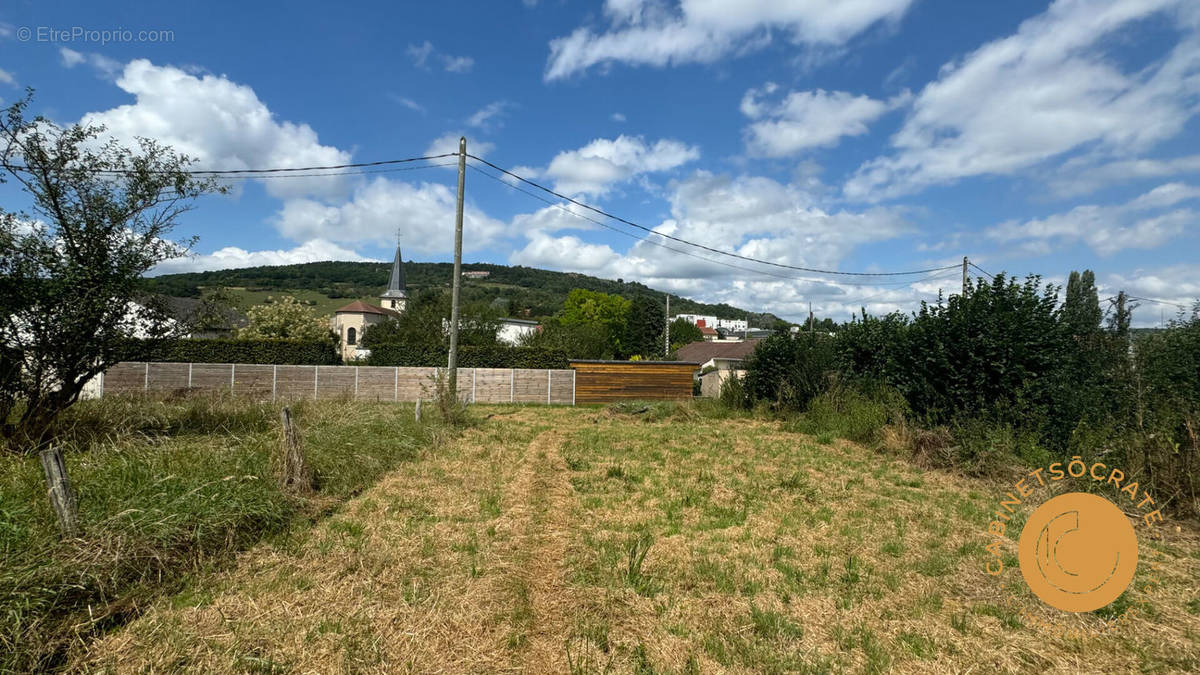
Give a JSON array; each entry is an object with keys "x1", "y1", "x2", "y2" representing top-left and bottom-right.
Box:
[{"x1": 1, "y1": 0, "x2": 1198, "y2": 325}]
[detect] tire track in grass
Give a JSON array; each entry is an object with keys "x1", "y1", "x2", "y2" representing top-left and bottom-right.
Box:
[{"x1": 492, "y1": 426, "x2": 578, "y2": 673}]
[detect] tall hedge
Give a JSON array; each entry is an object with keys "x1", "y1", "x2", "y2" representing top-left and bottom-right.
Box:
[
  {"x1": 366, "y1": 344, "x2": 568, "y2": 369},
  {"x1": 123, "y1": 338, "x2": 340, "y2": 365}
]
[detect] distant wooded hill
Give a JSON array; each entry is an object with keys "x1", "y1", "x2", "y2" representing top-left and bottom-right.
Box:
[{"x1": 144, "y1": 261, "x2": 789, "y2": 325}]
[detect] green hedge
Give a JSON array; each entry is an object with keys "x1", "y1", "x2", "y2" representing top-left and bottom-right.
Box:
[
  {"x1": 366, "y1": 344, "x2": 569, "y2": 369},
  {"x1": 123, "y1": 338, "x2": 340, "y2": 365}
]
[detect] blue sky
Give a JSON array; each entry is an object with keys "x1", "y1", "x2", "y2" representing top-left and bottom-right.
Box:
[{"x1": 1, "y1": 0, "x2": 1197, "y2": 325}]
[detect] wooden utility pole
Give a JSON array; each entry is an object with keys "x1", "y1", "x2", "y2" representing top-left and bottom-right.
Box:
[
  {"x1": 962, "y1": 256, "x2": 969, "y2": 296},
  {"x1": 447, "y1": 137, "x2": 467, "y2": 401},
  {"x1": 808, "y1": 302, "x2": 814, "y2": 334},
  {"x1": 40, "y1": 446, "x2": 79, "y2": 537},
  {"x1": 664, "y1": 293, "x2": 670, "y2": 357}
]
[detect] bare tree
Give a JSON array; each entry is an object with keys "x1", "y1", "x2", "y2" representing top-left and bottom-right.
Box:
[{"x1": 0, "y1": 91, "x2": 221, "y2": 450}]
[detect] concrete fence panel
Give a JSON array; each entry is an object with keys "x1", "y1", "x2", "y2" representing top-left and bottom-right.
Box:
[{"x1": 96, "y1": 362, "x2": 577, "y2": 405}]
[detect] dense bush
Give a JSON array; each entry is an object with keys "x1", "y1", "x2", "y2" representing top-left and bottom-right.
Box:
[
  {"x1": 123, "y1": 337, "x2": 340, "y2": 365},
  {"x1": 738, "y1": 272, "x2": 1199, "y2": 515},
  {"x1": 742, "y1": 332, "x2": 836, "y2": 410},
  {"x1": 366, "y1": 344, "x2": 569, "y2": 369}
]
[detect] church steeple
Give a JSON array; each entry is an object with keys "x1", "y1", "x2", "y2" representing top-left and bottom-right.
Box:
[{"x1": 379, "y1": 240, "x2": 407, "y2": 312}]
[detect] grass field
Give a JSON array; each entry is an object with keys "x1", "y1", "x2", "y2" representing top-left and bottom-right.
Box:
[
  {"x1": 71, "y1": 403, "x2": 1200, "y2": 673},
  {"x1": 0, "y1": 395, "x2": 449, "y2": 672}
]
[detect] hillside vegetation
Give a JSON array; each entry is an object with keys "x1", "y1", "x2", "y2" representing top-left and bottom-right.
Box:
[{"x1": 144, "y1": 260, "x2": 786, "y2": 324}]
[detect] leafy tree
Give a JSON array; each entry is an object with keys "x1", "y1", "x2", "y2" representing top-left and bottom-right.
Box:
[
  {"x1": 668, "y1": 317, "x2": 703, "y2": 349},
  {"x1": 624, "y1": 295, "x2": 664, "y2": 358},
  {"x1": 560, "y1": 289, "x2": 630, "y2": 357},
  {"x1": 1063, "y1": 270, "x2": 1103, "y2": 337},
  {"x1": 192, "y1": 287, "x2": 243, "y2": 334},
  {"x1": 0, "y1": 92, "x2": 221, "y2": 450},
  {"x1": 1107, "y1": 291, "x2": 1137, "y2": 338},
  {"x1": 361, "y1": 288, "x2": 501, "y2": 349},
  {"x1": 238, "y1": 296, "x2": 331, "y2": 341},
  {"x1": 519, "y1": 321, "x2": 610, "y2": 360}
]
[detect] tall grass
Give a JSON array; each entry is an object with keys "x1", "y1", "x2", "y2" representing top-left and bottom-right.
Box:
[{"x1": 0, "y1": 392, "x2": 441, "y2": 672}]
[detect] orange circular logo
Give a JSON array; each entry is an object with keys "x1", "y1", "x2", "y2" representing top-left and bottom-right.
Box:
[{"x1": 1018, "y1": 492, "x2": 1138, "y2": 612}]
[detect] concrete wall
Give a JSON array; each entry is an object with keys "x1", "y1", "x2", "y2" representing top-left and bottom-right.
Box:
[
  {"x1": 95, "y1": 362, "x2": 575, "y2": 404},
  {"x1": 699, "y1": 369, "x2": 745, "y2": 398}
]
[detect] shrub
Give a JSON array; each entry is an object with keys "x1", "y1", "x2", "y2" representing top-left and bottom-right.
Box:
[
  {"x1": 787, "y1": 382, "x2": 908, "y2": 445},
  {"x1": 367, "y1": 344, "x2": 569, "y2": 369},
  {"x1": 743, "y1": 333, "x2": 835, "y2": 410},
  {"x1": 123, "y1": 337, "x2": 340, "y2": 365}
]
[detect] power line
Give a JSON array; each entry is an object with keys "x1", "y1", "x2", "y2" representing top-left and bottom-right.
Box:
[
  {"x1": 968, "y1": 262, "x2": 995, "y2": 280},
  {"x1": 1127, "y1": 296, "x2": 1193, "y2": 310},
  {"x1": 467, "y1": 154, "x2": 959, "y2": 278},
  {"x1": 6, "y1": 153, "x2": 460, "y2": 176},
  {"x1": 210, "y1": 161, "x2": 458, "y2": 180},
  {"x1": 468, "y1": 162, "x2": 959, "y2": 290}
]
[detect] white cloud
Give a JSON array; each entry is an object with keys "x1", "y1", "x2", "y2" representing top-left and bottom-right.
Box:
[
  {"x1": 542, "y1": 134, "x2": 700, "y2": 196},
  {"x1": 1047, "y1": 154, "x2": 1200, "y2": 198},
  {"x1": 741, "y1": 85, "x2": 905, "y2": 156},
  {"x1": 545, "y1": 0, "x2": 916, "y2": 80},
  {"x1": 423, "y1": 131, "x2": 494, "y2": 159},
  {"x1": 273, "y1": 178, "x2": 508, "y2": 255},
  {"x1": 80, "y1": 60, "x2": 351, "y2": 200},
  {"x1": 407, "y1": 41, "x2": 435, "y2": 68},
  {"x1": 58, "y1": 48, "x2": 121, "y2": 77},
  {"x1": 509, "y1": 169, "x2": 927, "y2": 321},
  {"x1": 151, "y1": 239, "x2": 371, "y2": 275},
  {"x1": 466, "y1": 101, "x2": 510, "y2": 129},
  {"x1": 443, "y1": 56, "x2": 475, "y2": 73},
  {"x1": 986, "y1": 183, "x2": 1199, "y2": 256},
  {"x1": 407, "y1": 41, "x2": 474, "y2": 73},
  {"x1": 59, "y1": 47, "x2": 86, "y2": 68},
  {"x1": 389, "y1": 94, "x2": 425, "y2": 113},
  {"x1": 0, "y1": 67, "x2": 13, "y2": 85},
  {"x1": 611, "y1": 112, "x2": 627, "y2": 122},
  {"x1": 845, "y1": 0, "x2": 1200, "y2": 201},
  {"x1": 1103, "y1": 264, "x2": 1200, "y2": 325}
]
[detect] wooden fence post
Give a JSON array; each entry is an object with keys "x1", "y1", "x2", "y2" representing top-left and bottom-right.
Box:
[
  {"x1": 279, "y1": 407, "x2": 315, "y2": 493},
  {"x1": 40, "y1": 446, "x2": 79, "y2": 537}
]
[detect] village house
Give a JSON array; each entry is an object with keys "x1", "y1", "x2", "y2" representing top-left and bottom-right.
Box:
[{"x1": 676, "y1": 340, "x2": 760, "y2": 398}]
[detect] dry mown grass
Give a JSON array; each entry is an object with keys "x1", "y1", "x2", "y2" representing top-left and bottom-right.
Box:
[{"x1": 77, "y1": 405, "x2": 1200, "y2": 673}]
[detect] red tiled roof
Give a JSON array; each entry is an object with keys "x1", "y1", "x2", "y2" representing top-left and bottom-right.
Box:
[
  {"x1": 675, "y1": 340, "x2": 760, "y2": 364},
  {"x1": 334, "y1": 300, "x2": 400, "y2": 317},
  {"x1": 698, "y1": 325, "x2": 718, "y2": 335}
]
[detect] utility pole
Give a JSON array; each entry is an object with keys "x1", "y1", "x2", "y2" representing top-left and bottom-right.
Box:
[
  {"x1": 961, "y1": 256, "x2": 969, "y2": 296},
  {"x1": 447, "y1": 137, "x2": 466, "y2": 400},
  {"x1": 808, "y1": 302, "x2": 814, "y2": 334},
  {"x1": 664, "y1": 293, "x2": 670, "y2": 357}
]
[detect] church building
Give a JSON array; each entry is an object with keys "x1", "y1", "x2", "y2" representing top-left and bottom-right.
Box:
[{"x1": 330, "y1": 243, "x2": 407, "y2": 361}]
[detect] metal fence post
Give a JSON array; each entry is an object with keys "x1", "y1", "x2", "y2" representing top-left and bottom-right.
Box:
[
  {"x1": 314, "y1": 366, "x2": 319, "y2": 400},
  {"x1": 547, "y1": 369, "x2": 552, "y2": 405},
  {"x1": 231, "y1": 363, "x2": 236, "y2": 391},
  {"x1": 572, "y1": 369, "x2": 576, "y2": 406},
  {"x1": 354, "y1": 366, "x2": 359, "y2": 399},
  {"x1": 472, "y1": 368, "x2": 477, "y2": 404},
  {"x1": 143, "y1": 362, "x2": 149, "y2": 391},
  {"x1": 510, "y1": 368, "x2": 515, "y2": 402},
  {"x1": 188, "y1": 363, "x2": 193, "y2": 389},
  {"x1": 394, "y1": 367, "x2": 399, "y2": 401},
  {"x1": 272, "y1": 365, "x2": 278, "y2": 402}
]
